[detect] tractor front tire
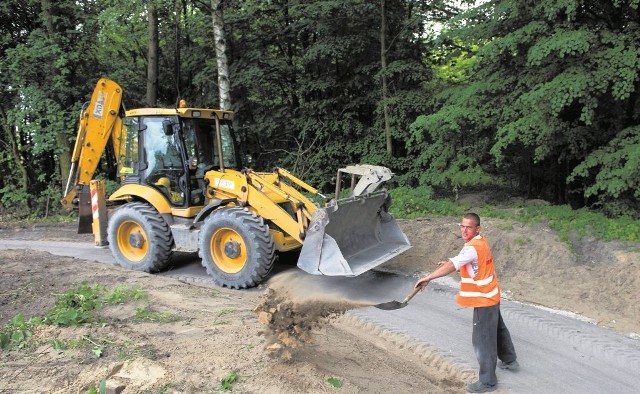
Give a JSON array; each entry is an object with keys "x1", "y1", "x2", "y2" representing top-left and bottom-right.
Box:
[
  {"x1": 199, "y1": 207, "x2": 275, "y2": 289},
  {"x1": 107, "y1": 202, "x2": 173, "y2": 272}
]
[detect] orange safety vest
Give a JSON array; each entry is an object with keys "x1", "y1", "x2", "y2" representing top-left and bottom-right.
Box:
[{"x1": 455, "y1": 236, "x2": 501, "y2": 308}]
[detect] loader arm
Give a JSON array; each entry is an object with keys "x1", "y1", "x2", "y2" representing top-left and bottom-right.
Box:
[
  {"x1": 204, "y1": 168, "x2": 319, "y2": 245},
  {"x1": 61, "y1": 78, "x2": 124, "y2": 210},
  {"x1": 245, "y1": 170, "x2": 317, "y2": 242}
]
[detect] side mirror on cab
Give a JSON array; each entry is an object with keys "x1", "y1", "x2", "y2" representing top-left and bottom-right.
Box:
[
  {"x1": 162, "y1": 120, "x2": 174, "y2": 136},
  {"x1": 243, "y1": 153, "x2": 253, "y2": 167},
  {"x1": 188, "y1": 156, "x2": 198, "y2": 171}
]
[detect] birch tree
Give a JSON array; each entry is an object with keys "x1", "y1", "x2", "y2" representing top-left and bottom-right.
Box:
[{"x1": 210, "y1": 0, "x2": 231, "y2": 109}]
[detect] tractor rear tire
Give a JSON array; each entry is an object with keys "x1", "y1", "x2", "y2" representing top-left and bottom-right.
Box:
[
  {"x1": 199, "y1": 207, "x2": 275, "y2": 289},
  {"x1": 107, "y1": 202, "x2": 173, "y2": 272}
]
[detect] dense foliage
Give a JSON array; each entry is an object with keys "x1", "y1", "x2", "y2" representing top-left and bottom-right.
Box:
[
  {"x1": 410, "y1": 0, "x2": 640, "y2": 216},
  {"x1": 0, "y1": 0, "x2": 638, "y2": 218}
]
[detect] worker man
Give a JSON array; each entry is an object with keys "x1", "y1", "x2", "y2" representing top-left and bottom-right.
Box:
[{"x1": 414, "y1": 213, "x2": 518, "y2": 393}]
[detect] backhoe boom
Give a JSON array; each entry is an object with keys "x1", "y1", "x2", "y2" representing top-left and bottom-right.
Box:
[{"x1": 61, "y1": 79, "x2": 123, "y2": 210}]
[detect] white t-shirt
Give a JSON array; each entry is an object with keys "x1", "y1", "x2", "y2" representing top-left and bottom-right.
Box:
[{"x1": 449, "y1": 235, "x2": 482, "y2": 278}]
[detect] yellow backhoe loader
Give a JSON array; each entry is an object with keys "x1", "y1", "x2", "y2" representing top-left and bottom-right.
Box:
[{"x1": 61, "y1": 78, "x2": 411, "y2": 288}]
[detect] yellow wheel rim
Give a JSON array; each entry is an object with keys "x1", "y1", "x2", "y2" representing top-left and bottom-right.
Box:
[
  {"x1": 116, "y1": 220, "x2": 149, "y2": 263},
  {"x1": 210, "y1": 227, "x2": 246, "y2": 274}
]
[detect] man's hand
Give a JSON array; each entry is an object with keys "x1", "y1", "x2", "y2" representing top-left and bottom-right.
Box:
[
  {"x1": 414, "y1": 260, "x2": 456, "y2": 291},
  {"x1": 414, "y1": 276, "x2": 430, "y2": 291}
]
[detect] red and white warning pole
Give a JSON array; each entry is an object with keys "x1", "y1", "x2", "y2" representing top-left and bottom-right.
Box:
[{"x1": 89, "y1": 180, "x2": 108, "y2": 246}]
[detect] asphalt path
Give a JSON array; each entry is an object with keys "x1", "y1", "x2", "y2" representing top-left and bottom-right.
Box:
[{"x1": 1, "y1": 239, "x2": 639, "y2": 393}]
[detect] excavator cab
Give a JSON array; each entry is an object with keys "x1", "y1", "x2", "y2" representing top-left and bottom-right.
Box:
[{"x1": 118, "y1": 109, "x2": 239, "y2": 208}]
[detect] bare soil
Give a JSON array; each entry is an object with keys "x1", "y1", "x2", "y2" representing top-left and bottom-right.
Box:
[{"x1": 1, "y1": 213, "x2": 639, "y2": 393}]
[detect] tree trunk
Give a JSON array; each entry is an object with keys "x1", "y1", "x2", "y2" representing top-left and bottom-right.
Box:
[
  {"x1": 173, "y1": 0, "x2": 182, "y2": 100},
  {"x1": 380, "y1": 0, "x2": 392, "y2": 156},
  {"x1": 56, "y1": 125, "x2": 71, "y2": 192},
  {"x1": 41, "y1": 0, "x2": 71, "y2": 195},
  {"x1": 210, "y1": 0, "x2": 232, "y2": 110},
  {"x1": 147, "y1": 1, "x2": 159, "y2": 107}
]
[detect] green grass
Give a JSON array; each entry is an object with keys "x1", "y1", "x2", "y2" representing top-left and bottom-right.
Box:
[
  {"x1": 514, "y1": 237, "x2": 526, "y2": 246},
  {"x1": 104, "y1": 285, "x2": 147, "y2": 304},
  {"x1": 1, "y1": 283, "x2": 175, "y2": 354},
  {"x1": 42, "y1": 283, "x2": 149, "y2": 326},
  {"x1": 218, "y1": 370, "x2": 239, "y2": 392},
  {"x1": 133, "y1": 307, "x2": 179, "y2": 323},
  {"x1": 327, "y1": 377, "x2": 343, "y2": 388},
  {"x1": 85, "y1": 378, "x2": 107, "y2": 394},
  {"x1": 479, "y1": 204, "x2": 640, "y2": 242},
  {"x1": 389, "y1": 186, "x2": 462, "y2": 218},
  {"x1": 0, "y1": 313, "x2": 40, "y2": 350},
  {"x1": 496, "y1": 222, "x2": 514, "y2": 231},
  {"x1": 214, "y1": 308, "x2": 235, "y2": 324},
  {"x1": 389, "y1": 186, "x2": 640, "y2": 243},
  {"x1": 50, "y1": 337, "x2": 85, "y2": 351},
  {"x1": 0, "y1": 213, "x2": 77, "y2": 226},
  {"x1": 44, "y1": 282, "x2": 104, "y2": 326}
]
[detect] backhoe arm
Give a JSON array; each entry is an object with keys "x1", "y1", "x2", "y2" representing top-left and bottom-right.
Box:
[{"x1": 61, "y1": 78, "x2": 123, "y2": 210}]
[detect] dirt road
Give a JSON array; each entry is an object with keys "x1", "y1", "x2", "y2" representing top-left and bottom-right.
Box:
[
  {"x1": 1, "y1": 217, "x2": 639, "y2": 393},
  {"x1": 0, "y1": 247, "x2": 464, "y2": 393}
]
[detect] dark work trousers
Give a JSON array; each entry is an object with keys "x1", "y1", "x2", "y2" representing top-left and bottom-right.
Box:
[{"x1": 472, "y1": 303, "x2": 517, "y2": 385}]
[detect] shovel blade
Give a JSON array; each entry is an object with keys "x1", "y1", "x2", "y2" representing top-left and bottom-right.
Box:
[
  {"x1": 373, "y1": 301, "x2": 407, "y2": 310},
  {"x1": 373, "y1": 287, "x2": 420, "y2": 310}
]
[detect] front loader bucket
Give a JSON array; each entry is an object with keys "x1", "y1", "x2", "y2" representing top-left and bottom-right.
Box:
[{"x1": 297, "y1": 192, "x2": 411, "y2": 276}]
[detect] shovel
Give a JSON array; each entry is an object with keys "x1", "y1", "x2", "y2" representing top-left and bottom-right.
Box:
[{"x1": 374, "y1": 286, "x2": 421, "y2": 310}]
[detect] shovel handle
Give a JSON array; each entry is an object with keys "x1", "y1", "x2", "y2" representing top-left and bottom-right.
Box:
[{"x1": 402, "y1": 286, "x2": 421, "y2": 303}]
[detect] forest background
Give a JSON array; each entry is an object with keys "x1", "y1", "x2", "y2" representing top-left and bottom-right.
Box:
[{"x1": 1, "y1": 0, "x2": 639, "y2": 221}]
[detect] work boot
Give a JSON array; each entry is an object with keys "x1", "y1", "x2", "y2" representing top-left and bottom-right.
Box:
[
  {"x1": 498, "y1": 359, "x2": 520, "y2": 371},
  {"x1": 466, "y1": 381, "x2": 496, "y2": 393}
]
